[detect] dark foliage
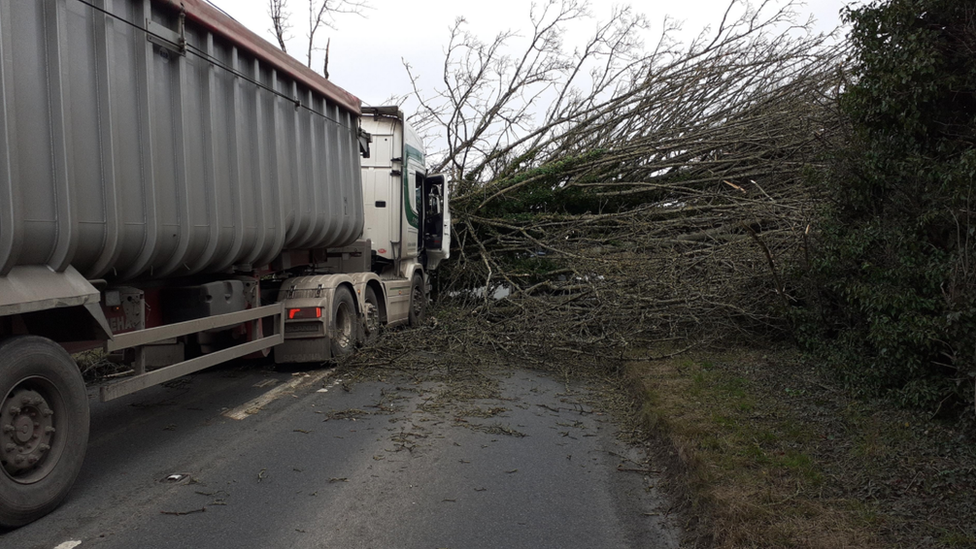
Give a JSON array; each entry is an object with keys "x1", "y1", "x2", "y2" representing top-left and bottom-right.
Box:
[{"x1": 797, "y1": 0, "x2": 976, "y2": 414}]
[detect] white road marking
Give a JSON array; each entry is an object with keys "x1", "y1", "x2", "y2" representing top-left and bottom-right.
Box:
[
  {"x1": 53, "y1": 542, "x2": 82, "y2": 549},
  {"x1": 223, "y1": 368, "x2": 336, "y2": 420}
]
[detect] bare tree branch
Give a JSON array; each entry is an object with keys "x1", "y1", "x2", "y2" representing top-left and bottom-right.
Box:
[
  {"x1": 306, "y1": 0, "x2": 368, "y2": 69},
  {"x1": 268, "y1": 0, "x2": 291, "y2": 52}
]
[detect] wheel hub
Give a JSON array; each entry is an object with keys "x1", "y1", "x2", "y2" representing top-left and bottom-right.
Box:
[
  {"x1": 1, "y1": 389, "x2": 55, "y2": 475},
  {"x1": 14, "y1": 416, "x2": 34, "y2": 444}
]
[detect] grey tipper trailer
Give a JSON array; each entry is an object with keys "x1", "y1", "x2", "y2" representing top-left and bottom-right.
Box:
[{"x1": 0, "y1": 0, "x2": 450, "y2": 528}]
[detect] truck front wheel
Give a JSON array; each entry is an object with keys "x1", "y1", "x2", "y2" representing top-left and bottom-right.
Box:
[
  {"x1": 0, "y1": 336, "x2": 89, "y2": 528},
  {"x1": 408, "y1": 274, "x2": 426, "y2": 327}
]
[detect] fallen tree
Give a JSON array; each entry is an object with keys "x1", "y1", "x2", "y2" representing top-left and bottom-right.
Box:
[{"x1": 401, "y1": 0, "x2": 845, "y2": 366}]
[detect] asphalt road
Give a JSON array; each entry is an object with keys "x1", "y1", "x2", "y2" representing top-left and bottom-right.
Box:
[{"x1": 1, "y1": 361, "x2": 680, "y2": 549}]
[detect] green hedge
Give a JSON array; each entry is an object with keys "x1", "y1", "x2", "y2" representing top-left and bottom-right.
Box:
[{"x1": 796, "y1": 0, "x2": 976, "y2": 413}]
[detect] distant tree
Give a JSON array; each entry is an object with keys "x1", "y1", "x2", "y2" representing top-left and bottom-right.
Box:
[{"x1": 267, "y1": 0, "x2": 367, "y2": 74}]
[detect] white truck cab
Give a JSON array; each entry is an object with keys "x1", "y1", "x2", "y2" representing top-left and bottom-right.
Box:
[{"x1": 360, "y1": 106, "x2": 451, "y2": 277}]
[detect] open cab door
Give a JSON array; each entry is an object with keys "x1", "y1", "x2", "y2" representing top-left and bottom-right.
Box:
[{"x1": 422, "y1": 174, "x2": 450, "y2": 270}]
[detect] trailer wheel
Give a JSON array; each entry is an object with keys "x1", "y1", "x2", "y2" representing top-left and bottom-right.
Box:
[
  {"x1": 361, "y1": 286, "x2": 381, "y2": 347},
  {"x1": 331, "y1": 287, "x2": 357, "y2": 357},
  {"x1": 408, "y1": 274, "x2": 426, "y2": 327},
  {"x1": 0, "y1": 336, "x2": 89, "y2": 528}
]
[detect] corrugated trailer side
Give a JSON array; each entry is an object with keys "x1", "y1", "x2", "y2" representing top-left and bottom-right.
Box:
[
  {"x1": 0, "y1": 0, "x2": 364, "y2": 284},
  {"x1": 0, "y1": 0, "x2": 373, "y2": 528}
]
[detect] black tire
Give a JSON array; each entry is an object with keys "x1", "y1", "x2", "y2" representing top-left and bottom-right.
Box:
[
  {"x1": 408, "y1": 274, "x2": 427, "y2": 327},
  {"x1": 330, "y1": 287, "x2": 357, "y2": 358},
  {"x1": 361, "y1": 286, "x2": 381, "y2": 347},
  {"x1": 0, "y1": 336, "x2": 89, "y2": 528}
]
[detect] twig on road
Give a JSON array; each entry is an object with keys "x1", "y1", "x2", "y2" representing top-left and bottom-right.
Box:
[{"x1": 161, "y1": 507, "x2": 206, "y2": 516}]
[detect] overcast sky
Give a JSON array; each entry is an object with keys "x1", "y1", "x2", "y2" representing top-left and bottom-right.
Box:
[{"x1": 206, "y1": 0, "x2": 859, "y2": 107}]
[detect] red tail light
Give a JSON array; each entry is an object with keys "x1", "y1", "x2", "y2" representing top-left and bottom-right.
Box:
[{"x1": 288, "y1": 307, "x2": 322, "y2": 320}]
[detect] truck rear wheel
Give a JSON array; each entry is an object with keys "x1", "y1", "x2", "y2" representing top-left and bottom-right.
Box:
[
  {"x1": 361, "y1": 286, "x2": 381, "y2": 347},
  {"x1": 408, "y1": 274, "x2": 426, "y2": 327},
  {"x1": 331, "y1": 287, "x2": 357, "y2": 357},
  {"x1": 0, "y1": 336, "x2": 89, "y2": 528}
]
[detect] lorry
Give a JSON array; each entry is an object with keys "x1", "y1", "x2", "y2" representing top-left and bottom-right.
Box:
[{"x1": 0, "y1": 0, "x2": 449, "y2": 527}]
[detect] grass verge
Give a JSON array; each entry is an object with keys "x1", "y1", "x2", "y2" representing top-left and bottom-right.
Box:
[{"x1": 627, "y1": 345, "x2": 976, "y2": 548}]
